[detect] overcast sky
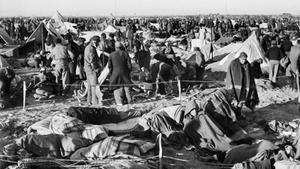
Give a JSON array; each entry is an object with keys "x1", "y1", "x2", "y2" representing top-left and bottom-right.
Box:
[{"x1": 1, "y1": 0, "x2": 300, "y2": 17}]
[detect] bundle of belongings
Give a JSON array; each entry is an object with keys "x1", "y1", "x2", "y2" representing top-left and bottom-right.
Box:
[
  {"x1": 33, "y1": 68, "x2": 56, "y2": 100},
  {"x1": 3, "y1": 88, "x2": 300, "y2": 169}
]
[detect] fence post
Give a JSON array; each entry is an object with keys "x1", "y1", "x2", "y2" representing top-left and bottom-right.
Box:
[
  {"x1": 158, "y1": 133, "x2": 163, "y2": 169},
  {"x1": 23, "y1": 81, "x2": 26, "y2": 110},
  {"x1": 177, "y1": 77, "x2": 182, "y2": 103}
]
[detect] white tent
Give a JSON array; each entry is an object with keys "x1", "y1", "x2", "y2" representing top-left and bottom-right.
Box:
[
  {"x1": 64, "y1": 22, "x2": 78, "y2": 35},
  {"x1": 219, "y1": 32, "x2": 266, "y2": 66},
  {"x1": 103, "y1": 25, "x2": 117, "y2": 33},
  {"x1": 0, "y1": 55, "x2": 10, "y2": 68},
  {"x1": 207, "y1": 32, "x2": 267, "y2": 72},
  {"x1": 49, "y1": 11, "x2": 68, "y2": 35}
]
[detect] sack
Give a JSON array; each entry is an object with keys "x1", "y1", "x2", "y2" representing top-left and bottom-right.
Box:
[{"x1": 280, "y1": 56, "x2": 290, "y2": 68}]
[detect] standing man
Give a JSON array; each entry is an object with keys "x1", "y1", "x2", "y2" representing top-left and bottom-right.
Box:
[
  {"x1": 77, "y1": 37, "x2": 86, "y2": 80},
  {"x1": 194, "y1": 47, "x2": 206, "y2": 81},
  {"x1": 287, "y1": 39, "x2": 300, "y2": 91},
  {"x1": 265, "y1": 40, "x2": 283, "y2": 84},
  {"x1": 65, "y1": 34, "x2": 79, "y2": 83},
  {"x1": 225, "y1": 52, "x2": 259, "y2": 112},
  {"x1": 84, "y1": 36, "x2": 101, "y2": 106},
  {"x1": 108, "y1": 42, "x2": 132, "y2": 105},
  {"x1": 51, "y1": 38, "x2": 70, "y2": 95}
]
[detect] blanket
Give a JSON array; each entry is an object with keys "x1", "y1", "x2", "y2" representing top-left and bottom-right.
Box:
[
  {"x1": 18, "y1": 134, "x2": 90, "y2": 158},
  {"x1": 225, "y1": 58, "x2": 259, "y2": 109},
  {"x1": 70, "y1": 135, "x2": 155, "y2": 160},
  {"x1": 67, "y1": 107, "x2": 142, "y2": 125},
  {"x1": 28, "y1": 115, "x2": 108, "y2": 142},
  {"x1": 224, "y1": 140, "x2": 277, "y2": 164}
]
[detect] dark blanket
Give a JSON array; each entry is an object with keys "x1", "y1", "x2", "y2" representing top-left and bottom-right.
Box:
[
  {"x1": 19, "y1": 134, "x2": 90, "y2": 158},
  {"x1": 225, "y1": 58, "x2": 259, "y2": 108},
  {"x1": 67, "y1": 107, "x2": 142, "y2": 125},
  {"x1": 204, "y1": 88, "x2": 241, "y2": 136}
]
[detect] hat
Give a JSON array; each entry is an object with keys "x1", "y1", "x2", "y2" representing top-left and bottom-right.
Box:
[
  {"x1": 115, "y1": 41, "x2": 123, "y2": 48},
  {"x1": 78, "y1": 37, "x2": 86, "y2": 43},
  {"x1": 90, "y1": 36, "x2": 100, "y2": 42},
  {"x1": 64, "y1": 33, "x2": 72, "y2": 40}
]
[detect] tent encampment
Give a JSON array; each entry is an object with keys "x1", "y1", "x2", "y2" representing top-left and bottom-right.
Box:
[{"x1": 0, "y1": 28, "x2": 15, "y2": 45}]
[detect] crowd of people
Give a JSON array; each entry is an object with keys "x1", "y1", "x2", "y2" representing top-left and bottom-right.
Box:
[{"x1": 1, "y1": 14, "x2": 300, "y2": 109}]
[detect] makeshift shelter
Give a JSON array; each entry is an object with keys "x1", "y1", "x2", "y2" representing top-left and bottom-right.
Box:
[
  {"x1": 0, "y1": 28, "x2": 15, "y2": 45},
  {"x1": 208, "y1": 32, "x2": 267, "y2": 72},
  {"x1": 49, "y1": 11, "x2": 68, "y2": 35},
  {"x1": 103, "y1": 25, "x2": 117, "y2": 33},
  {"x1": 24, "y1": 22, "x2": 61, "y2": 53},
  {"x1": 0, "y1": 45, "x2": 20, "y2": 57},
  {"x1": 0, "y1": 28, "x2": 20, "y2": 57},
  {"x1": 27, "y1": 22, "x2": 60, "y2": 44},
  {"x1": 0, "y1": 55, "x2": 10, "y2": 68}
]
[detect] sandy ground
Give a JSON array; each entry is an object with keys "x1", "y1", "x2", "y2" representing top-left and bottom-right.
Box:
[{"x1": 0, "y1": 65, "x2": 299, "y2": 168}]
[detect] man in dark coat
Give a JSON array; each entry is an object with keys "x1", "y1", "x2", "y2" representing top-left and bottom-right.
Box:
[
  {"x1": 225, "y1": 52, "x2": 259, "y2": 111},
  {"x1": 108, "y1": 42, "x2": 132, "y2": 105},
  {"x1": 0, "y1": 67, "x2": 15, "y2": 108},
  {"x1": 65, "y1": 34, "x2": 79, "y2": 84},
  {"x1": 84, "y1": 36, "x2": 101, "y2": 106}
]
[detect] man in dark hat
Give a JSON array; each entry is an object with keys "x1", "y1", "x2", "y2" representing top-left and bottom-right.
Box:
[
  {"x1": 225, "y1": 52, "x2": 259, "y2": 112},
  {"x1": 108, "y1": 41, "x2": 132, "y2": 105},
  {"x1": 265, "y1": 40, "x2": 283, "y2": 84},
  {"x1": 84, "y1": 36, "x2": 101, "y2": 106}
]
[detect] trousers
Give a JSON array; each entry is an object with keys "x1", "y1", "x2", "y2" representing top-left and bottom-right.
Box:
[
  {"x1": 269, "y1": 60, "x2": 279, "y2": 83},
  {"x1": 113, "y1": 87, "x2": 131, "y2": 105},
  {"x1": 86, "y1": 70, "x2": 98, "y2": 105}
]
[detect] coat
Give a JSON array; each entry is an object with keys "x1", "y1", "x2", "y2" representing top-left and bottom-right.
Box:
[
  {"x1": 108, "y1": 50, "x2": 132, "y2": 90},
  {"x1": 287, "y1": 44, "x2": 300, "y2": 76},
  {"x1": 84, "y1": 43, "x2": 99, "y2": 73},
  {"x1": 225, "y1": 58, "x2": 259, "y2": 109}
]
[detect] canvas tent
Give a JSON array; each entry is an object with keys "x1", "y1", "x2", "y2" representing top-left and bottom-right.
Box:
[
  {"x1": 26, "y1": 22, "x2": 60, "y2": 44},
  {"x1": 103, "y1": 25, "x2": 117, "y2": 33},
  {"x1": 0, "y1": 55, "x2": 10, "y2": 68},
  {"x1": 0, "y1": 28, "x2": 19, "y2": 57},
  {"x1": 49, "y1": 11, "x2": 68, "y2": 35},
  {"x1": 207, "y1": 32, "x2": 267, "y2": 72},
  {"x1": 219, "y1": 32, "x2": 267, "y2": 67},
  {"x1": 0, "y1": 28, "x2": 15, "y2": 45}
]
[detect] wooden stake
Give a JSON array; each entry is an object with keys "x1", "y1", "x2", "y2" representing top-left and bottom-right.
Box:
[
  {"x1": 158, "y1": 133, "x2": 163, "y2": 169},
  {"x1": 297, "y1": 74, "x2": 300, "y2": 103},
  {"x1": 23, "y1": 81, "x2": 26, "y2": 110},
  {"x1": 177, "y1": 77, "x2": 182, "y2": 104}
]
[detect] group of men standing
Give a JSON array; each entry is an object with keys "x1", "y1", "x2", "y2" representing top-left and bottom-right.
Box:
[{"x1": 47, "y1": 32, "x2": 133, "y2": 106}]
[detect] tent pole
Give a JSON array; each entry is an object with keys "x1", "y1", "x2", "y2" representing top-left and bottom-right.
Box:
[{"x1": 41, "y1": 25, "x2": 45, "y2": 52}]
